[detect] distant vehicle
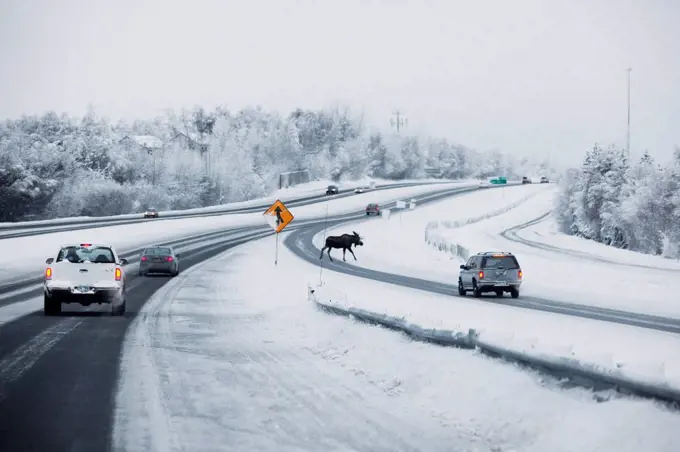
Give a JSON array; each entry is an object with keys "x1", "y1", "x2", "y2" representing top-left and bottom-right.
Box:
[
  {"x1": 326, "y1": 185, "x2": 339, "y2": 195},
  {"x1": 521, "y1": 176, "x2": 531, "y2": 184},
  {"x1": 43, "y1": 243, "x2": 128, "y2": 316},
  {"x1": 458, "y1": 251, "x2": 522, "y2": 299},
  {"x1": 354, "y1": 186, "x2": 370, "y2": 194},
  {"x1": 139, "y1": 245, "x2": 180, "y2": 277},
  {"x1": 144, "y1": 208, "x2": 159, "y2": 218},
  {"x1": 540, "y1": 176, "x2": 549, "y2": 184},
  {"x1": 365, "y1": 203, "x2": 381, "y2": 215}
]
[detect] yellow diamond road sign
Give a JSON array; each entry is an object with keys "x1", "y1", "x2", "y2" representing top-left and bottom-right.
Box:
[{"x1": 263, "y1": 199, "x2": 294, "y2": 233}]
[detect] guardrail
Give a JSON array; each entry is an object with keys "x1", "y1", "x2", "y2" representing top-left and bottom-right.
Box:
[
  {"x1": 308, "y1": 285, "x2": 680, "y2": 407},
  {"x1": 423, "y1": 188, "x2": 542, "y2": 261}
]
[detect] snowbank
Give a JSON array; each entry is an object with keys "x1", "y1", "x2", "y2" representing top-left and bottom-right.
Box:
[
  {"x1": 0, "y1": 182, "x2": 474, "y2": 284},
  {"x1": 308, "y1": 278, "x2": 680, "y2": 405},
  {"x1": 111, "y1": 233, "x2": 680, "y2": 452}
]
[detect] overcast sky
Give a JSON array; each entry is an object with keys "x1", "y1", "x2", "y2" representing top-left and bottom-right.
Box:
[{"x1": 1, "y1": 0, "x2": 678, "y2": 166}]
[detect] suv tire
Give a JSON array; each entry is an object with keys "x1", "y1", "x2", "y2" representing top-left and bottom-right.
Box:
[
  {"x1": 457, "y1": 279, "x2": 466, "y2": 296},
  {"x1": 472, "y1": 280, "x2": 482, "y2": 298}
]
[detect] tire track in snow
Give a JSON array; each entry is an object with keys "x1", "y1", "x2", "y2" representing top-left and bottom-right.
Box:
[{"x1": 499, "y1": 212, "x2": 680, "y2": 274}]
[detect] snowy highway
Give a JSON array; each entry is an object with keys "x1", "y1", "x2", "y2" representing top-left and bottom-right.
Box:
[
  {"x1": 0, "y1": 183, "x2": 479, "y2": 451},
  {"x1": 1, "y1": 181, "x2": 679, "y2": 451}
]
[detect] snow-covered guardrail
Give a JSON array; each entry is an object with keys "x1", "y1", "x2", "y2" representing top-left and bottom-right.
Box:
[
  {"x1": 423, "y1": 190, "x2": 541, "y2": 260},
  {"x1": 308, "y1": 285, "x2": 680, "y2": 405}
]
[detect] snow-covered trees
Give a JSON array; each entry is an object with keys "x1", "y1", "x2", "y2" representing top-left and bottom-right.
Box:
[
  {"x1": 0, "y1": 105, "x2": 550, "y2": 222},
  {"x1": 555, "y1": 145, "x2": 680, "y2": 258}
]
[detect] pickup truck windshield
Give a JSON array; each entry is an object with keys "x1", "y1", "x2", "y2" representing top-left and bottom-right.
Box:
[{"x1": 57, "y1": 246, "x2": 115, "y2": 264}]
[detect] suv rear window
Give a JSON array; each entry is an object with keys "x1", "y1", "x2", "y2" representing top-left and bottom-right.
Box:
[
  {"x1": 143, "y1": 247, "x2": 172, "y2": 255},
  {"x1": 482, "y1": 256, "x2": 519, "y2": 269}
]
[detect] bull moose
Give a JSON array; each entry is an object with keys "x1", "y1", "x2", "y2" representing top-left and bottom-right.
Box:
[{"x1": 319, "y1": 231, "x2": 363, "y2": 262}]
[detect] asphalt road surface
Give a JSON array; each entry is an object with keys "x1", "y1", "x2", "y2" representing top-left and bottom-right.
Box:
[{"x1": 0, "y1": 183, "x2": 476, "y2": 452}]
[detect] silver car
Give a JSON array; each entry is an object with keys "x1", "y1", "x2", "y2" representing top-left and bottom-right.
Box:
[
  {"x1": 138, "y1": 245, "x2": 180, "y2": 276},
  {"x1": 458, "y1": 252, "x2": 522, "y2": 298}
]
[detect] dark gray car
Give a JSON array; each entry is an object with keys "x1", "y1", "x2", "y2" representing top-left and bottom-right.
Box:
[
  {"x1": 139, "y1": 245, "x2": 180, "y2": 276},
  {"x1": 458, "y1": 252, "x2": 522, "y2": 298}
]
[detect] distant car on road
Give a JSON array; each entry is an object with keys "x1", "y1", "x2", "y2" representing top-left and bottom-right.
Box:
[
  {"x1": 326, "y1": 185, "x2": 339, "y2": 195},
  {"x1": 365, "y1": 203, "x2": 381, "y2": 216},
  {"x1": 521, "y1": 176, "x2": 531, "y2": 184},
  {"x1": 43, "y1": 243, "x2": 128, "y2": 315},
  {"x1": 139, "y1": 245, "x2": 180, "y2": 277},
  {"x1": 540, "y1": 176, "x2": 549, "y2": 183},
  {"x1": 354, "y1": 186, "x2": 370, "y2": 194},
  {"x1": 458, "y1": 251, "x2": 522, "y2": 299},
  {"x1": 144, "y1": 208, "x2": 159, "y2": 218}
]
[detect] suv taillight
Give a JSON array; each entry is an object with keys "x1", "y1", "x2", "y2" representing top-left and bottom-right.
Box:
[
  {"x1": 45, "y1": 267, "x2": 52, "y2": 280},
  {"x1": 141, "y1": 256, "x2": 148, "y2": 261},
  {"x1": 478, "y1": 271, "x2": 484, "y2": 279},
  {"x1": 518, "y1": 270, "x2": 523, "y2": 279},
  {"x1": 115, "y1": 268, "x2": 122, "y2": 281},
  {"x1": 166, "y1": 256, "x2": 173, "y2": 262}
]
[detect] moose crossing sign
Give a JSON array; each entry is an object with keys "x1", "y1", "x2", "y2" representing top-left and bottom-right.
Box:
[{"x1": 263, "y1": 199, "x2": 294, "y2": 233}]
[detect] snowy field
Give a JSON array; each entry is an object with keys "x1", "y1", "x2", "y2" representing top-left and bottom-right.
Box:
[
  {"x1": 316, "y1": 183, "x2": 680, "y2": 319},
  {"x1": 0, "y1": 177, "x2": 459, "y2": 228},
  {"x1": 0, "y1": 182, "x2": 474, "y2": 285},
  {"x1": 113, "y1": 235, "x2": 680, "y2": 452}
]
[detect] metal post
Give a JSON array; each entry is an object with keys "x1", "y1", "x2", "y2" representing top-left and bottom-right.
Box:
[
  {"x1": 275, "y1": 232, "x2": 279, "y2": 266},
  {"x1": 390, "y1": 111, "x2": 407, "y2": 133},
  {"x1": 626, "y1": 67, "x2": 632, "y2": 154}
]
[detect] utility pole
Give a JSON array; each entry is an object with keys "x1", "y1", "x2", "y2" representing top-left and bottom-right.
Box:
[
  {"x1": 626, "y1": 67, "x2": 632, "y2": 154},
  {"x1": 390, "y1": 110, "x2": 407, "y2": 133}
]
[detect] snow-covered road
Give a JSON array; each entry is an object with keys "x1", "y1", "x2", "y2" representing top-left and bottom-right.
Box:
[{"x1": 113, "y1": 232, "x2": 680, "y2": 452}]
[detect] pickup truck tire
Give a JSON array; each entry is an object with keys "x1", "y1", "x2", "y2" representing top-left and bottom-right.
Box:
[
  {"x1": 44, "y1": 293, "x2": 61, "y2": 316},
  {"x1": 510, "y1": 288, "x2": 520, "y2": 299},
  {"x1": 112, "y1": 299, "x2": 126, "y2": 316}
]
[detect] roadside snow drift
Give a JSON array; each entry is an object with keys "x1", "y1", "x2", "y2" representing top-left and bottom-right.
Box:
[{"x1": 113, "y1": 235, "x2": 680, "y2": 452}]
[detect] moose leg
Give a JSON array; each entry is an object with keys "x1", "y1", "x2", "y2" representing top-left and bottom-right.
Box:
[
  {"x1": 348, "y1": 247, "x2": 357, "y2": 260},
  {"x1": 342, "y1": 248, "x2": 347, "y2": 261},
  {"x1": 327, "y1": 248, "x2": 333, "y2": 262},
  {"x1": 319, "y1": 246, "x2": 326, "y2": 260}
]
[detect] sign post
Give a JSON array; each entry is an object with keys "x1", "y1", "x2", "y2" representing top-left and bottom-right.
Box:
[{"x1": 263, "y1": 199, "x2": 295, "y2": 265}]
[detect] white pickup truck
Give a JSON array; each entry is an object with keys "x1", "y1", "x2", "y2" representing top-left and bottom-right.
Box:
[{"x1": 43, "y1": 243, "x2": 128, "y2": 316}]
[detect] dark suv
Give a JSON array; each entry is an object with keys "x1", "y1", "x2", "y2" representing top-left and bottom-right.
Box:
[
  {"x1": 326, "y1": 185, "x2": 339, "y2": 195},
  {"x1": 458, "y1": 252, "x2": 522, "y2": 298},
  {"x1": 521, "y1": 176, "x2": 531, "y2": 184}
]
